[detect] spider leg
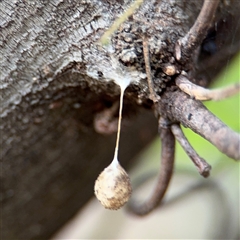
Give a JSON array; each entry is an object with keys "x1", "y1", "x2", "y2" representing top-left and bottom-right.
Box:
[{"x1": 127, "y1": 118, "x2": 175, "y2": 216}]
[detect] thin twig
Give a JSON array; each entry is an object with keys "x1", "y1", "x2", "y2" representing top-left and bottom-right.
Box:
[
  {"x1": 176, "y1": 74, "x2": 240, "y2": 101},
  {"x1": 128, "y1": 119, "x2": 175, "y2": 215},
  {"x1": 142, "y1": 36, "x2": 160, "y2": 103},
  {"x1": 175, "y1": 0, "x2": 220, "y2": 62},
  {"x1": 171, "y1": 124, "x2": 211, "y2": 177},
  {"x1": 159, "y1": 90, "x2": 240, "y2": 160}
]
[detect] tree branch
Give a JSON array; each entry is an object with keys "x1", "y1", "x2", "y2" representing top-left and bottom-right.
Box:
[
  {"x1": 128, "y1": 122, "x2": 175, "y2": 215},
  {"x1": 176, "y1": 74, "x2": 240, "y2": 101},
  {"x1": 160, "y1": 90, "x2": 240, "y2": 160},
  {"x1": 171, "y1": 124, "x2": 211, "y2": 177},
  {"x1": 175, "y1": 0, "x2": 220, "y2": 62}
]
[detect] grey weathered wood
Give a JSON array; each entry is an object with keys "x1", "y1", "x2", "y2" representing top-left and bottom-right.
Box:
[{"x1": 0, "y1": 0, "x2": 239, "y2": 239}]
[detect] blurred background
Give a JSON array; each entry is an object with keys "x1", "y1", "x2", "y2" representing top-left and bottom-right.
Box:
[{"x1": 52, "y1": 53, "x2": 240, "y2": 239}]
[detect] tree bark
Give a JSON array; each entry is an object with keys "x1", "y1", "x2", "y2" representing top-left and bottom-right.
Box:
[{"x1": 0, "y1": 0, "x2": 239, "y2": 239}]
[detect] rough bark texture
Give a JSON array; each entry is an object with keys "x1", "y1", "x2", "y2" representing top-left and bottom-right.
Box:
[{"x1": 0, "y1": 0, "x2": 239, "y2": 239}]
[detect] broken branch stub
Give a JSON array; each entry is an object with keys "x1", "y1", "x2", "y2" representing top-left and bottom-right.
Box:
[
  {"x1": 176, "y1": 74, "x2": 240, "y2": 101},
  {"x1": 171, "y1": 124, "x2": 211, "y2": 177}
]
